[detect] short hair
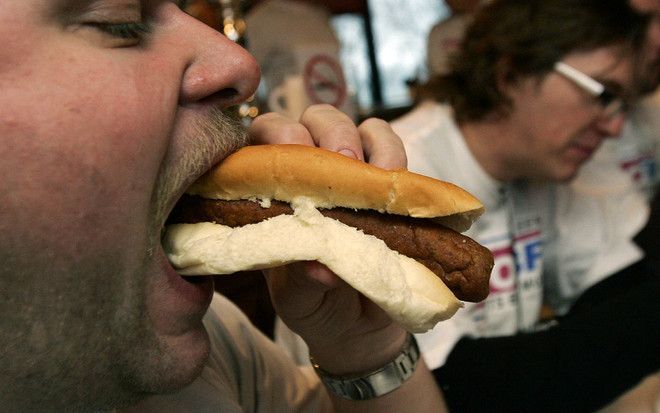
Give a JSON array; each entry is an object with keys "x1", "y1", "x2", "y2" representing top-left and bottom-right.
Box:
[{"x1": 422, "y1": 0, "x2": 649, "y2": 123}]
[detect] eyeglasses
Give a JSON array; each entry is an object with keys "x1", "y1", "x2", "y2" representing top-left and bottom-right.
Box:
[{"x1": 553, "y1": 61, "x2": 629, "y2": 119}]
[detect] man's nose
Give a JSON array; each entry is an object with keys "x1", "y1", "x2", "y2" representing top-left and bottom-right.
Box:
[{"x1": 169, "y1": 4, "x2": 260, "y2": 108}]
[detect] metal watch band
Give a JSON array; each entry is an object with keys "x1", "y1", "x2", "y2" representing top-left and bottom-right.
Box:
[{"x1": 310, "y1": 334, "x2": 420, "y2": 400}]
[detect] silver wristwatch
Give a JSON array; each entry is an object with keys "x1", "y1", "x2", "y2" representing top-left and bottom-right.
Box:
[{"x1": 310, "y1": 334, "x2": 420, "y2": 400}]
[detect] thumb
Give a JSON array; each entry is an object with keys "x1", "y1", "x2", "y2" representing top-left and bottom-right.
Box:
[{"x1": 263, "y1": 262, "x2": 343, "y2": 322}]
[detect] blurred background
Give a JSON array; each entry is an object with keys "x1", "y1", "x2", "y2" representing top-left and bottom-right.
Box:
[{"x1": 184, "y1": 0, "x2": 451, "y2": 122}]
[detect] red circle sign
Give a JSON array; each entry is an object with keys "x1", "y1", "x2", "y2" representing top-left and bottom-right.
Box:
[{"x1": 303, "y1": 54, "x2": 347, "y2": 108}]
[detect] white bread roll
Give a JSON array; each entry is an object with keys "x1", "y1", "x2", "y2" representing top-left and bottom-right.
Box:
[
  {"x1": 165, "y1": 197, "x2": 462, "y2": 333},
  {"x1": 187, "y1": 144, "x2": 484, "y2": 232}
]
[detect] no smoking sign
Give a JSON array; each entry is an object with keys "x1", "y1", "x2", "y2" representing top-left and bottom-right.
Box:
[{"x1": 303, "y1": 54, "x2": 347, "y2": 108}]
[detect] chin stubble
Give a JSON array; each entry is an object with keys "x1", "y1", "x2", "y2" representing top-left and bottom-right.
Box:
[
  {"x1": 122, "y1": 108, "x2": 249, "y2": 396},
  {"x1": 0, "y1": 109, "x2": 250, "y2": 412}
]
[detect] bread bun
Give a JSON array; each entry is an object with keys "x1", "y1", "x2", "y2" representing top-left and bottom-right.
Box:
[
  {"x1": 188, "y1": 144, "x2": 484, "y2": 232},
  {"x1": 165, "y1": 198, "x2": 462, "y2": 333}
]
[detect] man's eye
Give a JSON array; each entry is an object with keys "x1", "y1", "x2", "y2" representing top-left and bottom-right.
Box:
[{"x1": 89, "y1": 22, "x2": 151, "y2": 41}]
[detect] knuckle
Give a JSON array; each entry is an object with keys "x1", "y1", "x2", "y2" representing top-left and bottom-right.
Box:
[{"x1": 359, "y1": 117, "x2": 390, "y2": 131}]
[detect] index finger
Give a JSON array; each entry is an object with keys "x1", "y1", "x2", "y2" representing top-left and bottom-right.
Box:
[
  {"x1": 249, "y1": 112, "x2": 315, "y2": 146},
  {"x1": 358, "y1": 117, "x2": 407, "y2": 170},
  {"x1": 299, "y1": 104, "x2": 366, "y2": 161},
  {"x1": 300, "y1": 106, "x2": 407, "y2": 169}
]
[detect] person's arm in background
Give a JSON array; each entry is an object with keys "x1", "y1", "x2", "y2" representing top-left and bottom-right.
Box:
[
  {"x1": 433, "y1": 258, "x2": 659, "y2": 413},
  {"x1": 251, "y1": 104, "x2": 449, "y2": 413},
  {"x1": 635, "y1": 189, "x2": 660, "y2": 260}
]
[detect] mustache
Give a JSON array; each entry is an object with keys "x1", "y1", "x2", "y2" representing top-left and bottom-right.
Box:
[
  {"x1": 190, "y1": 106, "x2": 250, "y2": 162},
  {"x1": 151, "y1": 107, "x2": 250, "y2": 231}
]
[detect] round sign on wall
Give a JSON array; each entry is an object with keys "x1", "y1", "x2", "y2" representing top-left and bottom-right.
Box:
[{"x1": 303, "y1": 54, "x2": 348, "y2": 108}]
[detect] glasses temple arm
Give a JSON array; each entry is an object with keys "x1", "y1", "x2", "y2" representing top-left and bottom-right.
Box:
[{"x1": 554, "y1": 62, "x2": 605, "y2": 96}]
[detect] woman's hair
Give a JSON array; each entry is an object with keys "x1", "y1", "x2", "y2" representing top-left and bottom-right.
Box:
[{"x1": 421, "y1": 0, "x2": 649, "y2": 123}]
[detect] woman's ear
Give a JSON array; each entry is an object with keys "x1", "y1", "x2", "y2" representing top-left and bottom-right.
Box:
[
  {"x1": 492, "y1": 55, "x2": 517, "y2": 117},
  {"x1": 494, "y1": 55, "x2": 514, "y2": 95}
]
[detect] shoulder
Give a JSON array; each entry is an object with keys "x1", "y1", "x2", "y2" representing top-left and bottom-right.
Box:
[{"x1": 391, "y1": 101, "x2": 453, "y2": 140}]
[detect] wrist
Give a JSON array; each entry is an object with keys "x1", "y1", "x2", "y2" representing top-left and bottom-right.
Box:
[
  {"x1": 310, "y1": 333, "x2": 421, "y2": 400},
  {"x1": 307, "y1": 327, "x2": 408, "y2": 376}
]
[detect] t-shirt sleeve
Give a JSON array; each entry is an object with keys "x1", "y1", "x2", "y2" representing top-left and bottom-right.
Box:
[{"x1": 123, "y1": 293, "x2": 332, "y2": 413}]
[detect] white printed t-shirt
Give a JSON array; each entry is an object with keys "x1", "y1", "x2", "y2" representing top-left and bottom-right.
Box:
[{"x1": 392, "y1": 101, "x2": 549, "y2": 369}]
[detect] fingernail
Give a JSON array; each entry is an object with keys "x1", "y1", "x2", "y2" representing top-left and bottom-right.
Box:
[{"x1": 338, "y1": 149, "x2": 358, "y2": 159}]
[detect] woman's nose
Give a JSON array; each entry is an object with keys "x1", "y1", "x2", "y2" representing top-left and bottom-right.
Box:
[{"x1": 596, "y1": 111, "x2": 627, "y2": 138}]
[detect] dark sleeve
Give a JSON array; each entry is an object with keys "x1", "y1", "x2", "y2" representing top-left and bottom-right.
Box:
[
  {"x1": 433, "y1": 260, "x2": 660, "y2": 413},
  {"x1": 634, "y1": 187, "x2": 659, "y2": 259}
]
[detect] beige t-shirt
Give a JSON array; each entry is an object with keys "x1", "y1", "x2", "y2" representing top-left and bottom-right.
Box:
[{"x1": 122, "y1": 293, "x2": 331, "y2": 412}]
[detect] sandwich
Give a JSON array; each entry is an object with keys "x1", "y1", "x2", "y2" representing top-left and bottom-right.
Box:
[{"x1": 164, "y1": 144, "x2": 493, "y2": 333}]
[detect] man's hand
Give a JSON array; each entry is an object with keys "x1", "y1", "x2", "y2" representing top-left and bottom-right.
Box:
[
  {"x1": 249, "y1": 104, "x2": 446, "y2": 412},
  {"x1": 250, "y1": 104, "x2": 409, "y2": 373},
  {"x1": 250, "y1": 104, "x2": 407, "y2": 170}
]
